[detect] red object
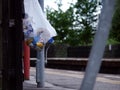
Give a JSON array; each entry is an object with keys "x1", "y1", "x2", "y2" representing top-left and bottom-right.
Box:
[{"x1": 23, "y1": 42, "x2": 30, "y2": 80}]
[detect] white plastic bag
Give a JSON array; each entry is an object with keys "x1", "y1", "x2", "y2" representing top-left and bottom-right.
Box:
[{"x1": 23, "y1": 0, "x2": 57, "y2": 49}]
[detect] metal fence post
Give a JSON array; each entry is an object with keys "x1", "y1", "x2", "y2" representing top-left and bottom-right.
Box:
[
  {"x1": 80, "y1": 0, "x2": 116, "y2": 90},
  {"x1": 36, "y1": 48, "x2": 45, "y2": 87},
  {"x1": 36, "y1": 0, "x2": 45, "y2": 88}
]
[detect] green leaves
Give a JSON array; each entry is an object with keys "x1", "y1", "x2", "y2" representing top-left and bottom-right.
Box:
[
  {"x1": 109, "y1": 0, "x2": 120, "y2": 43},
  {"x1": 46, "y1": 0, "x2": 99, "y2": 46},
  {"x1": 73, "y1": 0, "x2": 98, "y2": 45}
]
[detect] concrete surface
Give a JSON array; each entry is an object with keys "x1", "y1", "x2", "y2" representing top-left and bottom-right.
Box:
[{"x1": 23, "y1": 67, "x2": 120, "y2": 90}]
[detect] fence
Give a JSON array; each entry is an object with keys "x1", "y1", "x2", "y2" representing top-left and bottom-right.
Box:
[{"x1": 30, "y1": 44, "x2": 120, "y2": 58}]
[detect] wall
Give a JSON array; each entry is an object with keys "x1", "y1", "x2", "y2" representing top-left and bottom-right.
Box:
[
  {"x1": 68, "y1": 45, "x2": 120, "y2": 58},
  {"x1": 30, "y1": 44, "x2": 120, "y2": 58},
  {"x1": 46, "y1": 44, "x2": 120, "y2": 58}
]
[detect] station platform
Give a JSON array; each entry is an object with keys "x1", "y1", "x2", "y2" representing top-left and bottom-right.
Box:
[
  {"x1": 23, "y1": 67, "x2": 120, "y2": 90},
  {"x1": 30, "y1": 58, "x2": 120, "y2": 74}
]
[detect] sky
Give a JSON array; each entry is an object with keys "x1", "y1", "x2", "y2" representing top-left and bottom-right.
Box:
[{"x1": 44, "y1": 0, "x2": 77, "y2": 11}]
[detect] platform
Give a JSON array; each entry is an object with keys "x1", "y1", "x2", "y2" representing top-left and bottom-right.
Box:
[
  {"x1": 23, "y1": 67, "x2": 120, "y2": 90},
  {"x1": 30, "y1": 58, "x2": 120, "y2": 74}
]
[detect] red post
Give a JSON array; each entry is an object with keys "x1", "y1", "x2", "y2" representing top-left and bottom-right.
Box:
[{"x1": 23, "y1": 42, "x2": 30, "y2": 80}]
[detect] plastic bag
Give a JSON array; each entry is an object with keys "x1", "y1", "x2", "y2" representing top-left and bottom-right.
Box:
[{"x1": 23, "y1": 0, "x2": 57, "y2": 50}]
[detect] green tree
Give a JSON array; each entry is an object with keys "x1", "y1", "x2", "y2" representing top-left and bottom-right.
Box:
[
  {"x1": 74, "y1": 0, "x2": 98, "y2": 45},
  {"x1": 109, "y1": 0, "x2": 120, "y2": 44},
  {"x1": 46, "y1": 0, "x2": 99, "y2": 46},
  {"x1": 46, "y1": 2, "x2": 75, "y2": 45}
]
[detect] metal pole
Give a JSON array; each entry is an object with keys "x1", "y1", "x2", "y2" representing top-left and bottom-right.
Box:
[
  {"x1": 36, "y1": 48, "x2": 45, "y2": 87},
  {"x1": 36, "y1": 0, "x2": 45, "y2": 88},
  {"x1": 80, "y1": 0, "x2": 116, "y2": 90},
  {"x1": 38, "y1": 0, "x2": 44, "y2": 11},
  {"x1": 23, "y1": 42, "x2": 30, "y2": 80}
]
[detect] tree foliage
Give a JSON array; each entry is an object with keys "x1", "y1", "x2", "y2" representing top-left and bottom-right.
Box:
[
  {"x1": 109, "y1": 0, "x2": 120, "y2": 44},
  {"x1": 46, "y1": 0, "x2": 99, "y2": 46},
  {"x1": 74, "y1": 0, "x2": 98, "y2": 45},
  {"x1": 46, "y1": 2, "x2": 75, "y2": 45}
]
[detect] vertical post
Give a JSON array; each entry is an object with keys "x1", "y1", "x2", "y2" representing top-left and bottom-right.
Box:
[
  {"x1": 36, "y1": 48, "x2": 45, "y2": 87},
  {"x1": 2, "y1": 0, "x2": 24, "y2": 90},
  {"x1": 36, "y1": 0, "x2": 45, "y2": 88},
  {"x1": 23, "y1": 42, "x2": 30, "y2": 80},
  {"x1": 0, "y1": 0, "x2": 2, "y2": 89},
  {"x1": 14, "y1": 0, "x2": 23, "y2": 89},
  {"x1": 80, "y1": 0, "x2": 116, "y2": 90},
  {"x1": 38, "y1": 0, "x2": 44, "y2": 11},
  {"x1": 2, "y1": 0, "x2": 9, "y2": 89}
]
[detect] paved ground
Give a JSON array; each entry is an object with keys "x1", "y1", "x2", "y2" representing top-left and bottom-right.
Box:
[{"x1": 23, "y1": 67, "x2": 120, "y2": 90}]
